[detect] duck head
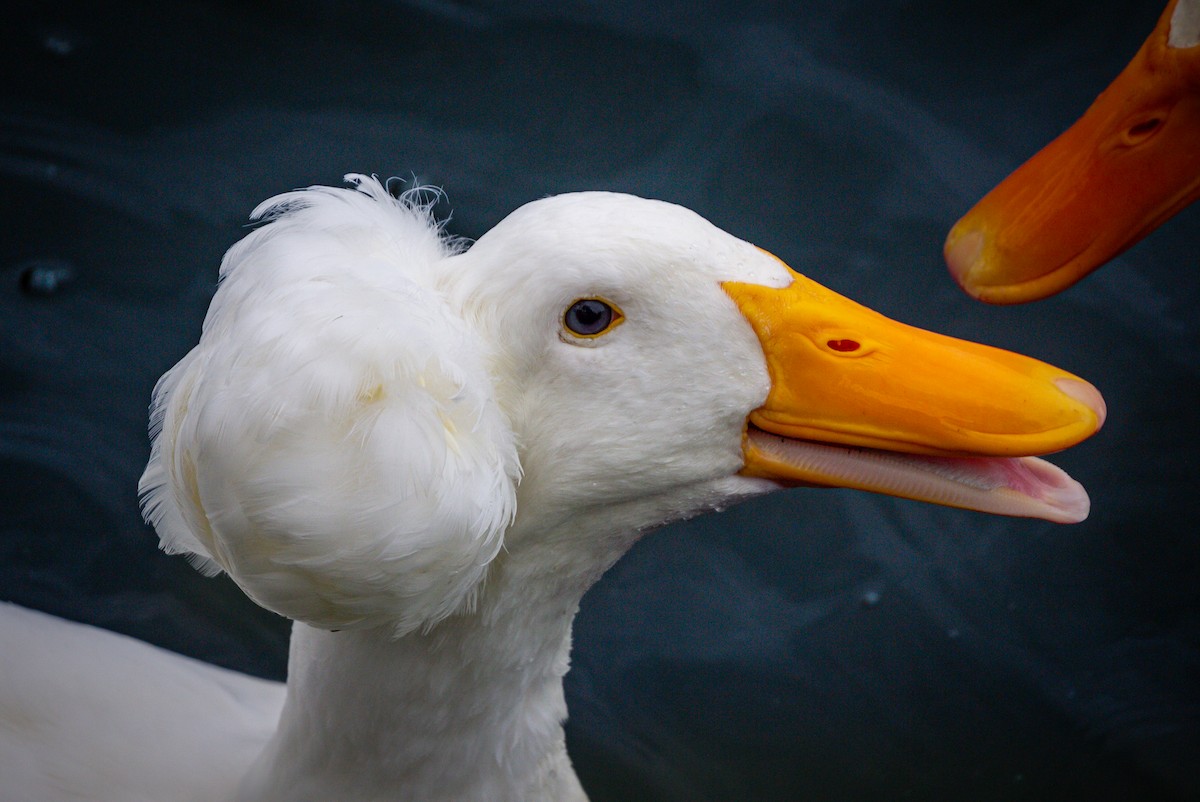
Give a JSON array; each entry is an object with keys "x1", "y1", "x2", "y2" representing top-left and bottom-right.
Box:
[
  {"x1": 945, "y1": 0, "x2": 1200, "y2": 303},
  {"x1": 140, "y1": 177, "x2": 1105, "y2": 638},
  {"x1": 452, "y1": 193, "x2": 1103, "y2": 530}
]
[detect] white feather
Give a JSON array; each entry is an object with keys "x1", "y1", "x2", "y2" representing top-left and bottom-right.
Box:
[{"x1": 140, "y1": 175, "x2": 520, "y2": 636}]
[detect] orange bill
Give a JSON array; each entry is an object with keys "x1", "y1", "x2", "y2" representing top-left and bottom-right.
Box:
[
  {"x1": 945, "y1": 0, "x2": 1200, "y2": 304},
  {"x1": 724, "y1": 258, "x2": 1105, "y2": 522}
]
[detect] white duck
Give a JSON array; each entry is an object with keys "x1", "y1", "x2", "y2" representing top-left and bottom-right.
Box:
[{"x1": 0, "y1": 175, "x2": 1105, "y2": 801}]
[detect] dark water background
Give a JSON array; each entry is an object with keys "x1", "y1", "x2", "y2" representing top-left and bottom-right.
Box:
[{"x1": 2, "y1": 1, "x2": 1197, "y2": 799}]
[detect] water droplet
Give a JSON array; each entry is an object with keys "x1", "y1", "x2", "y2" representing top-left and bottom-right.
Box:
[
  {"x1": 43, "y1": 34, "x2": 76, "y2": 57},
  {"x1": 17, "y1": 259, "x2": 75, "y2": 297}
]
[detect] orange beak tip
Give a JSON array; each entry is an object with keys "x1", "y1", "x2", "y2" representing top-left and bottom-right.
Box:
[
  {"x1": 944, "y1": 226, "x2": 984, "y2": 291},
  {"x1": 943, "y1": 223, "x2": 1033, "y2": 305},
  {"x1": 1055, "y1": 377, "x2": 1107, "y2": 431}
]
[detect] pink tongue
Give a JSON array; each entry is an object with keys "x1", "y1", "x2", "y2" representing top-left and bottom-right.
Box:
[{"x1": 748, "y1": 429, "x2": 1091, "y2": 523}]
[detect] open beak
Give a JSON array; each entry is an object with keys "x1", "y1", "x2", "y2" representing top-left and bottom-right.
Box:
[
  {"x1": 724, "y1": 258, "x2": 1106, "y2": 523},
  {"x1": 944, "y1": 0, "x2": 1200, "y2": 304}
]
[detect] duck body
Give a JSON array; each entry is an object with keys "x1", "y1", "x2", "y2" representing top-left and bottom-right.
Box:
[
  {"x1": 0, "y1": 603, "x2": 284, "y2": 802},
  {"x1": 0, "y1": 176, "x2": 1104, "y2": 800}
]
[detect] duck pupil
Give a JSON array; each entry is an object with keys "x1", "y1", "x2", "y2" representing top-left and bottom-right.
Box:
[{"x1": 567, "y1": 300, "x2": 611, "y2": 334}]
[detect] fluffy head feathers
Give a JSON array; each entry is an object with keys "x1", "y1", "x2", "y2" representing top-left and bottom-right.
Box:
[{"x1": 140, "y1": 176, "x2": 519, "y2": 636}]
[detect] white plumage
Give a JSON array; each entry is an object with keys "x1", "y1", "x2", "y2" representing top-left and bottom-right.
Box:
[
  {"x1": 0, "y1": 175, "x2": 1103, "y2": 801},
  {"x1": 142, "y1": 179, "x2": 521, "y2": 636}
]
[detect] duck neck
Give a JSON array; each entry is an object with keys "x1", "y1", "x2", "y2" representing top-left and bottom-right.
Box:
[{"x1": 237, "y1": 530, "x2": 622, "y2": 802}]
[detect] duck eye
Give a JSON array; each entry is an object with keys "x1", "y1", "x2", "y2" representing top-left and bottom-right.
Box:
[{"x1": 563, "y1": 298, "x2": 622, "y2": 338}]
